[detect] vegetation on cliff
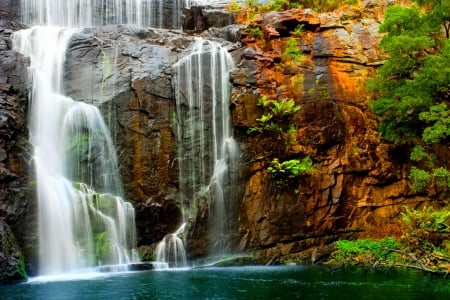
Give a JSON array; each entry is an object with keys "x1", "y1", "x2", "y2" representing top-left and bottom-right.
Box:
[
  {"x1": 330, "y1": 206, "x2": 450, "y2": 275},
  {"x1": 229, "y1": 0, "x2": 360, "y2": 15},
  {"x1": 368, "y1": 1, "x2": 450, "y2": 192},
  {"x1": 330, "y1": 0, "x2": 450, "y2": 276}
]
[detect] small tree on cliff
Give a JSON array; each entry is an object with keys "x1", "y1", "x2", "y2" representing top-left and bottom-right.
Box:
[
  {"x1": 368, "y1": 4, "x2": 450, "y2": 191},
  {"x1": 415, "y1": 0, "x2": 450, "y2": 38}
]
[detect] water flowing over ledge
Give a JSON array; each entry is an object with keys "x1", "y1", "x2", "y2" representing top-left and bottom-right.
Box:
[
  {"x1": 13, "y1": 3, "x2": 142, "y2": 275},
  {"x1": 21, "y1": 0, "x2": 192, "y2": 28},
  {"x1": 173, "y1": 38, "x2": 239, "y2": 256}
]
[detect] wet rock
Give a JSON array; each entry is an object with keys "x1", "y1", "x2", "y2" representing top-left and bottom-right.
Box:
[
  {"x1": 0, "y1": 20, "x2": 36, "y2": 281},
  {"x1": 0, "y1": 219, "x2": 27, "y2": 282},
  {"x1": 183, "y1": 6, "x2": 236, "y2": 33},
  {"x1": 0, "y1": 0, "x2": 21, "y2": 21}
]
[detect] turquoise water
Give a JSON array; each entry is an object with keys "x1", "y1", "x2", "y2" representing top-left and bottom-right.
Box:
[{"x1": 1, "y1": 265, "x2": 449, "y2": 299}]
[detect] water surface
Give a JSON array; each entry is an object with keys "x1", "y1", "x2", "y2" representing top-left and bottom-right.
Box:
[{"x1": 1, "y1": 265, "x2": 449, "y2": 299}]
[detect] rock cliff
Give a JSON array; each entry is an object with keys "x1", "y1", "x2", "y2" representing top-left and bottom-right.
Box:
[
  {"x1": 230, "y1": 3, "x2": 447, "y2": 262},
  {"x1": 0, "y1": 19, "x2": 33, "y2": 280}
]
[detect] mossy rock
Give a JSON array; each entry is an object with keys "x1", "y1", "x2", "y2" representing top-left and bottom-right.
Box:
[{"x1": 0, "y1": 220, "x2": 27, "y2": 283}]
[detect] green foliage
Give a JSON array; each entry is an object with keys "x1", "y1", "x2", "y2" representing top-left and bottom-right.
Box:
[
  {"x1": 410, "y1": 146, "x2": 430, "y2": 162},
  {"x1": 413, "y1": 0, "x2": 450, "y2": 38},
  {"x1": 94, "y1": 231, "x2": 111, "y2": 264},
  {"x1": 297, "y1": 0, "x2": 359, "y2": 12},
  {"x1": 401, "y1": 206, "x2": 450, "y2": 255},
  {"x1": 269, "y1": 0, "x2": 292, "y2": 11},
  {"x1": 271, "y1": 97, "x2": 301, "y2": 117},
  {"x1": 268, "y1": 156, "x2": 314, "y2": 179},
  {"x1": 227, "y1": 0, "x2": 242, "y2": 13},
  {"x1": 420, "y1": 104, "x2": 450, "y2": 144},
  {"x1": 245, "y1": 0, "x2": 258, "y2": 6},
  {"x1": 368, "y1": 5, "x2": 442, "y2": 143},
  {"x1": 247, "y1": 26, "x2": 264, "y2": 40},
  {"x1": 334, "y1": 238, "x2": 401, "y2": 262},
  {"x1": 408, "y1": 167, "x2": 431, "y2": 191},
  {"x1": 268, "y1": 157, "x2": 314, "y2": 191},
  {"x1": 369, "y1": 4, "x2": 450, "y2": 192},
  {"x1": 292, "y1": 24, "x2": 304, "y2": 37},
  {"x1": 248, "y1": 98, "x2": 301, "y2": 140},
  {"x1": 282, "y1": 38, "x2": 304, "y2": 67},
  {"x1": 433, "y1": 167, "x2": 450, "y2": 188}
]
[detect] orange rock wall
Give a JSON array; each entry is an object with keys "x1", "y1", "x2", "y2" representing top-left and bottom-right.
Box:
[{"x1": 230, "y1": 5, "x2": 448, "y2": 260}]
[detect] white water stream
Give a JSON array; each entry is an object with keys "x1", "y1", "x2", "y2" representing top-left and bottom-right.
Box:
[
  {"x1": 21, "y1": 0, "x2": 192, "y2": 28},
  {"x1": 172, "y1": 38, "x2": 239, "y2": 256},
  {"x1": 12, "y1": 1, "x2": 194, "y2": 275}
]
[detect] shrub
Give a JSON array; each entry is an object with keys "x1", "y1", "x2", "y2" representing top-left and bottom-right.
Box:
[
  {"x1": 247, "y1": 97, "x2": 300, "y2": 141},
  {"x1": 334, "y1": 237, "x2": 401, "y2": 262},
  {"x1": 282, "y1": 38, "x2": 304, "y2": 67},
  {"x1": 247, "y1": 26, "x2": 263, "y2": 39},
  {"x1": 408, "y1": 167, "x2": 431, "y2": 191},
  {"x1": 401, "y1": 206, "x2": 450, "y2": 254},
  {"x1": 268, "y1": 156, "x2": 314, "y2": 180},
  {"x1": 267, "y1": 156, "x2": 314, "y2": 196}
]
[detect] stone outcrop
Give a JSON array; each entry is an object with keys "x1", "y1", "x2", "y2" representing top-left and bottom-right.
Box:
[
  {"x1": 0, "y1": 0, "x2": 20, "y2": 21},
  {"x1": 0, "y1": 20, "x2": 33, "y2": 281},
  {"x1": 183, "y1": 6, "x2": 236, "y2": 33},
  {"x1": 230, "y1": 5, "x2": 445, "y2": 261}
]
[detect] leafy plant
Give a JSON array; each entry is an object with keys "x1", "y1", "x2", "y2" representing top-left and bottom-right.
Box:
[
  {"x1": 268, "y1": 157, "x2": 314, "y2": 191},
  {"x1": 268, "y1": 156, "x2": 314, "y2": 179},
  {"x1": 410, "y1": 146, "x2": 430, "y2": 162},
  {"x1": 408, "y1": 167, "x2": 432, "y2": 192},
  {"x1": 247, "y1": 26, "x2": 263, "y2": 40},
  {"x1": 282, "y1": 38, "x2": 304, "y2": 68},
  {"x1": 247, "y1": 98, "x2": 301, "y2": 141},
  {"x1": 227, "y1": 0, "x2": 242, "y2": 13},
  {"x1": 419, "y1": 104, "x2": 450, "y2": 144},
  {"x1": 292, "y1": 24, "x2": 304, "y2": 37},
  {"x1": 401, "y1": 206, "x2": 450, "y2": 255}
]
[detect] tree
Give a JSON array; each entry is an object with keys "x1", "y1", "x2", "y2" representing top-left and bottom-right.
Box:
[
  {"x1": 368, "y1": 4, "x2": 450, "y2": 191},
  {"x1": 368, "y1": 5, "x2": 437, "y2": 143},
  {"x1": 414, "y1": 0, "x2": 450, "y2": 38}
]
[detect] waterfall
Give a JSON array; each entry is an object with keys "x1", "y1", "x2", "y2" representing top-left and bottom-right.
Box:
[
  {"x1": 173, "y1": 38, "x2": 239, "y2": 256},
  {"x1": 155, "y1": 223, "x2": 188, "y2": 269},
  {"x1": 10, "y1": 0, "x2": 180, "y2": 275},
  {"x1": 21, "y1": 0, "x2": 192, "y2": 29}
]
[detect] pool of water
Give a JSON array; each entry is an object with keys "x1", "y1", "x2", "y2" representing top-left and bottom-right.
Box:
[{"x1": 1, "y1": 265, "x2": 449, "y2": 299}]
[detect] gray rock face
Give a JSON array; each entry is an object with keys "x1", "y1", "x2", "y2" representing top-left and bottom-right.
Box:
[
  {"x1": 0, "y1": 20, "x2": 32, "y2": 282},
  {"x1": 183, "y1": 6, "x2": 236, "y2": 33},
  {"x1": 0, "y1": 0, "x2": 21, "y2": 21}
]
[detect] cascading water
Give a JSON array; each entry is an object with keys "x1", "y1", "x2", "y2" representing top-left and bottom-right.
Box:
[
  {"x1": 11, "y1": 0, "x2": 197, "y2": 275},
  {"x1": 172, "y1": 38, "x2": 239, "y2": 256},
  {"x1": 21, "y1": 0, "x2": 192, "y2": 29},
  {"x1": 155, "y1": 223, "x2": 188, "y2": 269}
]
